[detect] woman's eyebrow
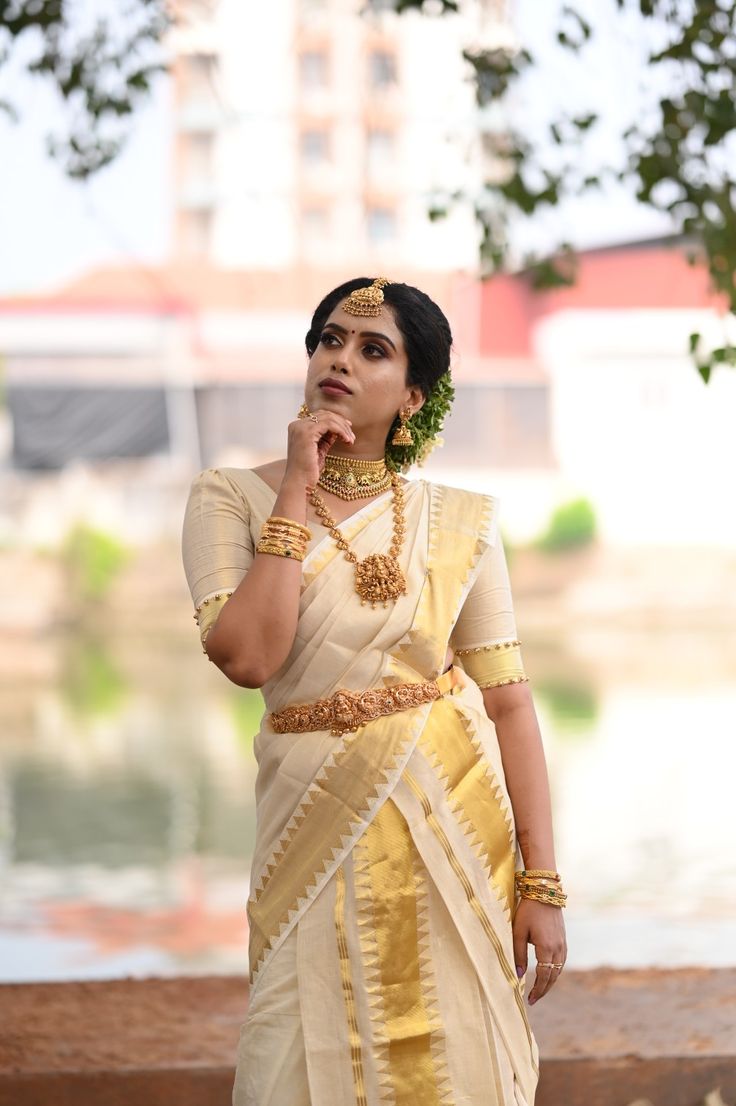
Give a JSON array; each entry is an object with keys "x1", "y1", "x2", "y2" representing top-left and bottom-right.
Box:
[{"x1": 324, "y1": 322, "x2": 397, "y2": 352}]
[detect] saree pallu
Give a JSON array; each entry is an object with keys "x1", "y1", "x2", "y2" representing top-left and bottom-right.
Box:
[{"x1": 211, "y1": 474, "x2": 540, "y2": 1106}]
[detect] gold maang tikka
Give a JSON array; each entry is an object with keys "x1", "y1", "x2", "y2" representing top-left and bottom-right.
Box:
[{"x1": 343, "y1": 276, "x2": 392, "y2": 317}]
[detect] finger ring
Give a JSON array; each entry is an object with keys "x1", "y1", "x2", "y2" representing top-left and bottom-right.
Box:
[{"x1": 537, "y1": 961, "x2": 564, "y2": 970}]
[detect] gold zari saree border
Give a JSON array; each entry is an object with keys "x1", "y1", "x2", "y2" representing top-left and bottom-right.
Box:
[
  {"x1": 401, "y1": 768, "x2": 538, "y2": 1081},
  {"x1": 418, "y1": 695, "x2": 516, "y2": 916},
  {"x1": 356, "y1": 799, "x2": 450, "y2": 1106},
  {"x1": 335, "y1": 865, "x2": 369, "y2": 1106}
]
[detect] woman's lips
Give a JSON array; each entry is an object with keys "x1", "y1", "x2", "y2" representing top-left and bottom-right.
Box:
[{"x1": 319, "y1": 383, "x2": 352, "y2": 395}]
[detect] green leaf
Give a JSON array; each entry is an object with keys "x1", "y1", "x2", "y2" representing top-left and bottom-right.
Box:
[{"x1": 572, "y1": 113, "x2": 597, "y2": 131}]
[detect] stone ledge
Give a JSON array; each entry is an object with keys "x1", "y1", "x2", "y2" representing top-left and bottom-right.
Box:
[
  {"x1": 0, "y1": 968, "x2": 734, "y2": 1106},
  {"x1": 531, "y1": 965, "x2": 736, "y2": 1106}
]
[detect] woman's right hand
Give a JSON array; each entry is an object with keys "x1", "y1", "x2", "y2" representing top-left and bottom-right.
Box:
[{"x1": 284, "y1": 408, "x2": 356, "y2": 491}]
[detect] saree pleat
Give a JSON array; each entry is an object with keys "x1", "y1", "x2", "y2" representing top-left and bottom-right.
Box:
[
  {"x1": 231, "y1": 927, "x2": 310, "y2": 1106},
  {"x1": 182, "y1": 469, "x2": 539, "y2": 1105}
]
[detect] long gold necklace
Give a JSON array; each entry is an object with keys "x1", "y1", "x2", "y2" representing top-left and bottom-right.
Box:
[
  {"x1": 308, "y1": 470, "x2": 407, "y2": 607},
  {"x1": 318, "y1": 454, "x2": 392, "y2": 500}
]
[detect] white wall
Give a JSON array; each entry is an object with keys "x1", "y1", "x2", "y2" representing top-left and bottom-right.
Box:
[{"x1": 535, "y1": 308, "x2": 736, "y2": 547}]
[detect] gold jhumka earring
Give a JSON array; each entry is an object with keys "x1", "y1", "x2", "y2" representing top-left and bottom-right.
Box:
[{"x1": 391, "y1": 406, "x2": 413, "y2": 446}]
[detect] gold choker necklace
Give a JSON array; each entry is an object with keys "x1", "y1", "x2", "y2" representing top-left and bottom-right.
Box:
[{"x1": 318, "y1": 454, "x2": 392, "y2": 501}]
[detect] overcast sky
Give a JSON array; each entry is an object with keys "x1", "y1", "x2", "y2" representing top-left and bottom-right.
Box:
[{"x1": 0, "y1": 0, "x2": 674, "y2": 297}]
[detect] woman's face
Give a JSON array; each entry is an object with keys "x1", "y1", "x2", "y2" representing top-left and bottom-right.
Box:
[{"x1": 304, "y1": 300, "x2": 425, "y2": 439}]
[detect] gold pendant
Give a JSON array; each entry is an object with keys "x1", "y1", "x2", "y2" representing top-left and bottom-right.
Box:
[{"x1": 355, "y1": 553, "x2": 407, "y2": 608}]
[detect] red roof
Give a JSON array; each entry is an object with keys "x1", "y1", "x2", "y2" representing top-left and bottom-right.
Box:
[{"x1": 478, "y1": 239, "x2": 727, "y2": 357}]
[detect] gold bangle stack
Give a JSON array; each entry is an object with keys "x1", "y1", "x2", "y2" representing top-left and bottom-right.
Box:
[
  {"x1": 514, "y1": 869, "x2": 568, "y2": 908},
  {"x1": 256, "y1": 515, "x2": 312, "y2": 562}
]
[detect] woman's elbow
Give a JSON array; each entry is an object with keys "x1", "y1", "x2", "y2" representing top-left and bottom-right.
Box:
[
  {"x1": 221, "y1": 659, "x2": 265, "y2": 689},
  {"x1": 204, "y1": 621, "x2": 289, "y2": 688},
  {"x1": 204, "y1": 637, "x2": 265, "y2": 688},
  {"x1": 206, "y1": 645, "x2": 265, "y2": 688}
]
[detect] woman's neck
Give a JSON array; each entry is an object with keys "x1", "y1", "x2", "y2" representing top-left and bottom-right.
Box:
[{"x1": 327, "y1": 447, "x2": 387, "y2": 463}]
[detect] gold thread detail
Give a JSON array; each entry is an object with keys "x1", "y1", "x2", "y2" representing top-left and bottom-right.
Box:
[
  {"x1": 418, "y1": 697, "x2": 516, "y2": 918},
  {"x1": 193, "y1": 589, "x2": 235, "y2": 616},
  {"x1": 453, "y1": 639, "x2": 521, "y2": 655},
  {"x1": 413, "y1": 843, "x2": 454, "y2": 1105},
  {"x1": 387, "y1": 484, "x2": 496, "y2": 686},
  {"x1": 476, "y1": 675, "x2": 530, "y2": 689},
  {"x1": 194, "y1": 590, "x2": 236, "y2": 653},
  {"x1": 401, "y1": 769, "x2": 539, "y2": 1079},
  {"x1": 354, "y1": 833, "x2": 395, "y2": 1101},
  {"x1": 335, "y1": 865, "x2": 369, "y2": 1106},
  {"x1": 362, "y1": 799, "x2": 442, "y2": 1104}
]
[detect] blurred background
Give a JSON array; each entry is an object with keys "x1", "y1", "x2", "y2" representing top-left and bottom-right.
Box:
[{"x1": 0, "y1": 0, "x2": 734, "y2": 983}]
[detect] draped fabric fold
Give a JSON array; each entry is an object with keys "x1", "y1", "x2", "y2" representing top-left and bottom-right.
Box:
[{"x1": 182, "y1": 469, "x2": 539, "y2": 1105}]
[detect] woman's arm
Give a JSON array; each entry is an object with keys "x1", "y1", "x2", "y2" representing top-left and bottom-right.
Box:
[
  {"x1": 482, "y1": 680, "x2": 567, "y2": 1005},
  {"x1": 193, "y1": 408, "x2": 354, "y2": 689},
  {"x1": 481, "y1": 681, "x2": 556, "y2": 869},
  {"x1": 203, "y1": 473, "x2": 310, "y2": 688}
]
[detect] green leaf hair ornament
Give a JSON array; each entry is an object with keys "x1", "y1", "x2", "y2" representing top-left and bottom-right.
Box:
[{"x1": 384, "y1": 369, "x2": 455, "y2": 475}]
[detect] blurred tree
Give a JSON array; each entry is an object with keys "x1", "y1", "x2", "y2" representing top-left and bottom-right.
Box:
[
  {"x1": 534, "y1": 496, "x2": 597, "y2": 552},
  {"x1": 374, "y1": 0, "x2": 736, "y2": 382},
  {"x1": 0, "y1": 0, "x2": 169, "y2": 179}
]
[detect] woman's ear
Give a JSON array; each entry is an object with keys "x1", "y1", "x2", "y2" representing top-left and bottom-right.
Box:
[{"x1": 408, "y1": 385, "x2": 425, "y2": 415}]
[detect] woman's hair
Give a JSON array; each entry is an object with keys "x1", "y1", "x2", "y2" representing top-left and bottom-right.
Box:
[{"x1": 305, "y1": 277, "x2": 456, "y2": 471}]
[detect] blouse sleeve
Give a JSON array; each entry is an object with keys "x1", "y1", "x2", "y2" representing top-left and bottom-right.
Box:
[
  {"x1": 449, "y1": 523, "x2": 529, "y2": 690},
  {"x1": 181, "y1": 467, "x2": 254, "y2": 652}
]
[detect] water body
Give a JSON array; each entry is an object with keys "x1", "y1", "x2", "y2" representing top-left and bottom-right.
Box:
[{"x1": 0, "y1": 627, "x2": 734, "y2": 982}]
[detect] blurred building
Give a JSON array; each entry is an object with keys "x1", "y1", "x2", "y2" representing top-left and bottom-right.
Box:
[
  {"x1": 170, "y1": 0, "x2": 507, "y2": 271},
  {"x1": 1, "y1": 239, "x2": 735, "y2": 546},
  {"x1": 0, "y1": 2, "x2": 733, "y2": 547}
]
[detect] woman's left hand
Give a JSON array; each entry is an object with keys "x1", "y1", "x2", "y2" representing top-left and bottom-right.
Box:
[{"x1": 512, "y1": 897, "x2": 567, "y2": 1005}]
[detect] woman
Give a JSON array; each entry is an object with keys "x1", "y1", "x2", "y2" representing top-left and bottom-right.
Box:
[{"x1": 182, "y1": 276, "x2": 567, "y2": 1106}]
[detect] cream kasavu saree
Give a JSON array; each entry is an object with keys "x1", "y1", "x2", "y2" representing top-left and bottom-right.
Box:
[{"x1": 182, "y1": 467, "x2": 540, "y2": 1106}]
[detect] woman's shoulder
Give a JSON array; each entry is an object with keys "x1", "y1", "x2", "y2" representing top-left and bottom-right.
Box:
[
  {"x1": 421, "y1": 478, "x2": 500, "y2": 546},
  {"x1": 421, "y1": 477, "x2": 500, "y2": 509},
  {"x1": 187, "y1": 464, "x2": 276, "y2": 513}
]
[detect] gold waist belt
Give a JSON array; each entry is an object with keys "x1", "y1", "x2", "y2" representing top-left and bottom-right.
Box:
[{"x1": 269, "y1": 665, "x2": 459, "y2": 737}]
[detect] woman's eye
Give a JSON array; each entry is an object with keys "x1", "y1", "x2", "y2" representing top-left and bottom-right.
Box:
[
  {"x1": 364, "y1": 343, "x2": 385, "y2": 358},
  {"x1": 320, "y1": 332, "x2": 339, "y2": 347}
]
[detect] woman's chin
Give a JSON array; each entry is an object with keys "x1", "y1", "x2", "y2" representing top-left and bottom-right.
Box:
[{"x1": 315, "y1": 387, "x2": 353, "y2": 402}]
